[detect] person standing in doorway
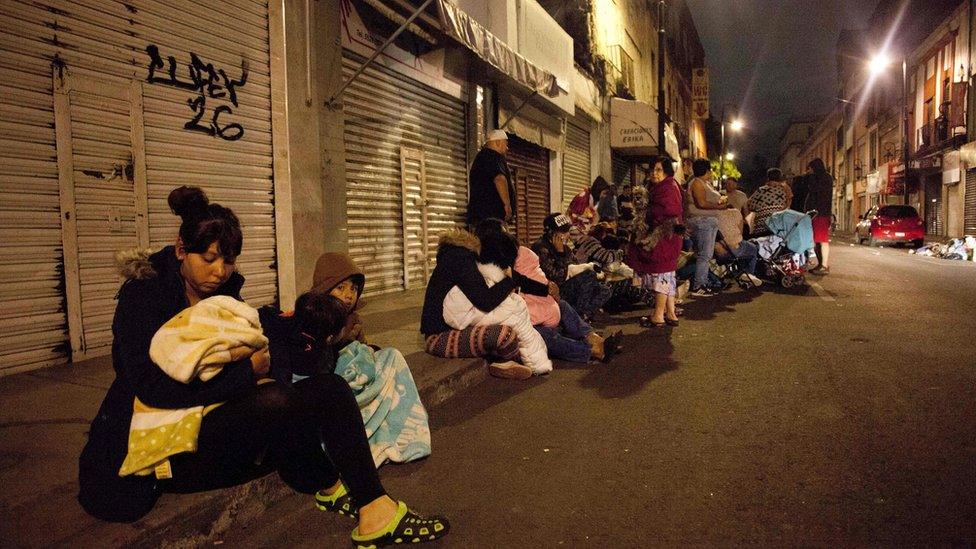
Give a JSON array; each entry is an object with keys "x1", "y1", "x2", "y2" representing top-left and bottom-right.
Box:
[
  {"x1": 467, "y1": 129, "x2": 515, "y2": 226},
  {"x1": 805, "y1": 158, "x2": 834, "y2": 274}
]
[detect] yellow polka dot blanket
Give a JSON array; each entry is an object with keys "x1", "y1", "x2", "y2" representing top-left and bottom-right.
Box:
[{"x1": 119, "y1": 296, "x2": 268, "y2": 478}]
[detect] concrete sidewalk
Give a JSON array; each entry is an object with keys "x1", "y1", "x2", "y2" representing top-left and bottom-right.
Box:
[{"x1": 0, "y1": 289, "x2": 487, "y2": 547}]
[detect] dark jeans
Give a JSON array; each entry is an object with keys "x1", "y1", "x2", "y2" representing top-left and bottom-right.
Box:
[
  {"x1": 534, "y1": 300, "x2": 593, "y2": 363},
  {"x1": 163, "y1": 374, "x2": 386, "y2": 508},
  {"x1": 560, "y1": 269, "x2": 612, "y2": 317},
  {"x1": 716, "y1": 239, "x2": 759, "y2": 275}
]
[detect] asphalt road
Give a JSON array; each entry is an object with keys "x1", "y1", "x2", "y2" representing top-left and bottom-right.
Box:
[{"x1": 222, "y1": 241, "x2": 976, "y2": 546}]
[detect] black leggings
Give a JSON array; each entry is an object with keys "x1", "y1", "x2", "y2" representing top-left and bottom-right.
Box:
[{"x1": 162, "y1": 373, "x2": 386, "y2": 508}]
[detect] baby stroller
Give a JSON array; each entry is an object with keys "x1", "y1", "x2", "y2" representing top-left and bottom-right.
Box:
[
  {"x1": 751, "y1": 210, "x2": 817, "y2": 288},
  {"x1": 712, "y1": 231, "x2": 757, "y2": 290}
]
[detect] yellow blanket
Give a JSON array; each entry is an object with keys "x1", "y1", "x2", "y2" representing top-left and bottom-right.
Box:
[
  {"x1": 149, "y1": 296, "x2": 268, "y2": 383},
  {"x1": 119, "y1": 296, "x2": 267, "y2": 478}
]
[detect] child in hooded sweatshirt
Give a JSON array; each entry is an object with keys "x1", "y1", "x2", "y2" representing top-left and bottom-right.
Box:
[
  {"x1": 441, "y1": 225, "x2": 553, "y2": 375},
  {"x1": 262, "y1": 252, "x2": 432, "y2": 467},
  {"x1": 513, "y1": 246, "x2": 621, "y2": 363},
  {"x1": 260, "y1": 291, "x2": 350, "y2": 385}
]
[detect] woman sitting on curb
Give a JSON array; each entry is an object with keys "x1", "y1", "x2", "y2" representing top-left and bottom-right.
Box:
[
  {"x1": 514, "y1": 246, "x2": 622, "y2": 363},
  {"x1": 421, "y1": 224, "x2": 533, "y2": 380},
  {"x1": 77, "y1": 186, "x2": 448, "y2": 548}
]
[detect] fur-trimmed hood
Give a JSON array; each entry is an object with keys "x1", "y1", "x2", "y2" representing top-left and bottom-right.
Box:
[
  {"x1": 116, "y1": 248, "x2": 157, "y2": 281},
  {"x1": 114, "y1": 246, "x2": 245, "y2": 297},
  {"x1": 437, "y1": 228, "x2": 480, "y2": 255}
]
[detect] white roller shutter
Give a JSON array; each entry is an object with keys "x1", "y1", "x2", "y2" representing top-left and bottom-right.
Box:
[
  {"x1": 0, "y1": 18, "x2": 65, "y2": 374},
  {"x1": 342, "y1": 53, "x2": 467, "y2": 296},
  {"x1": 2, "y1": 0, "x2": 277, "y2": 372},
  {"x1": 562, "y1": 117, "x2": 591, "y2": 209}
]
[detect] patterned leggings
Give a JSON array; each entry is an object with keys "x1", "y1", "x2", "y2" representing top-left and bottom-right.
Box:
[{"x1": 425, "y1": 325, "x2": 520, "y2": 362}]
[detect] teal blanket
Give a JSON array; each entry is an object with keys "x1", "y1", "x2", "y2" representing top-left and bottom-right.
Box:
[{"x1": 335, "y1": 341, "x2": 431, "y2": 467}]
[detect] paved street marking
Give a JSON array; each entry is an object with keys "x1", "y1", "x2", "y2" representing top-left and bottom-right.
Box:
[{"x1": 809, "y1": 281, "x2": 836, "y2": 302}]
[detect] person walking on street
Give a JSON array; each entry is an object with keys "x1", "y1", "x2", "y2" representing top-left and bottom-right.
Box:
[
  {"x1": 805, "y1": 158, "x2": 834, "y2": 274},
  {"x1": 467, "y1": 129, "x2": 515, "y2": 226}
]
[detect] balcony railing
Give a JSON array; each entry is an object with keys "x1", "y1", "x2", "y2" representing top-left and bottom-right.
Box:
[
  {"x1": 607, "y1": 44, "x2": 636, "y2": 96},
  {"x1": 916, "y1": 116, "x2": 965, "y2": 155}
]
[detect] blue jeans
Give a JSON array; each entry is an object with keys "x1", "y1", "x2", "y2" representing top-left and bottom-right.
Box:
[
  {"x1": 733, "y1": 240, "x2": 759, "y2": 275},
  {"x1": 534, "y1": 300, "x2": 593, "y2": 363},
  {"x1": 687, "y1": 216, "x2": 718, "y2": 289}
]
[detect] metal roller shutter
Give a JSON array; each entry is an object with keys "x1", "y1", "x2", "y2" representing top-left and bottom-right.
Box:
[
  {"x1": 0, "y1": 18, "x2": 65, "y2": 374},
  {"x1": 2, "y1": 0, "x2": 277, "y2": 372},
  {"x1": 964, "y1": 169, "x2": 976, "y2": 235},
  {"x1": 342, "y1": 53, "x2": 468, "y2": 296},
  {"x1": 611, "y1": 152, "x2": 632, "y2": 187},
  {"x1": 562, "y1": 119, "x2": 591, "y2": 209},
  {"x1": 53, "y1": 71, "x2": 148, "y2": 361},
  {"x1": 508, "y1": 135, "x2": 551, "y2": 246}
]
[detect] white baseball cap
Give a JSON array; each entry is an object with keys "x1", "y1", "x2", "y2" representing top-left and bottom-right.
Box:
[{"x1": 487, "y1": 129, "x2": 508, "y2": 142}]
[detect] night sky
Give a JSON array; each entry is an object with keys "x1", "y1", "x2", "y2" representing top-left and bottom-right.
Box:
[{"x1": 686, "y1": 0, "x2": 879, "y2": 171}]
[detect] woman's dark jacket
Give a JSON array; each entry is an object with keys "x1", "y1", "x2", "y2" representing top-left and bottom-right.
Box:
[
  {"x1": 420, "y1": 229, "x2": 514, "y2": 337},
  {"x1": 531, "y1": 235, "x2": 573, "y2": 285},
  {"x1": 77, "y1": 247, "x2": 257, "y2": 522}
]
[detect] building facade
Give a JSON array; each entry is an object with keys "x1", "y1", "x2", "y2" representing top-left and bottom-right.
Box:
[{"x1": 0, "y1": 0, "x2": 708, "y2": 374}]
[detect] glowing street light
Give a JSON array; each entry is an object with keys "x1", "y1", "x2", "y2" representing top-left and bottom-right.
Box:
[
  {"x1": 726, "y1": 152, "x2": 735, "y2": 161},
  {"x1": 868, "y1": 53, "x2": 892, "y2": 76},
  {"x1": 719, "y1": 111, "x2": 744, "y2": 184},
  {"x1": 865, "y1": 48, "x2": 909, "y2": 203}
]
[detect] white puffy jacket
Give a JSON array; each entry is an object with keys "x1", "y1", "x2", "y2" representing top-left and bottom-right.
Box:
[{"x1": 442, "y1": 263, "x2": 552, "y2": 375}]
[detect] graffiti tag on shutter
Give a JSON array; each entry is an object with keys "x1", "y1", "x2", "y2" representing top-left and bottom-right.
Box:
[{"x1": 145, "y1": 45, "x2": 249, "y2": 141}]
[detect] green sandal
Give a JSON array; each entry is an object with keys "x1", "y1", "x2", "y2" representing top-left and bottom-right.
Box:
[
  {"x1": 350, "y1": 501, "x2": 449, "y2": 548},
  {"x1": 315, "y1": 484, "x2": 358, "y2": 518}
]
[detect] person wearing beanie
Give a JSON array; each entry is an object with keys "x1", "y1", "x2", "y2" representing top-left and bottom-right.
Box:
[
  {"x1": 748, "y1": 167, "x2": 794, "y2": 237},
  {"x1": 532, "y1": 213, "x2": 612, "y2": 319},
  {"x1": 467, "y1": 129, "x2": 515, "y2": 226}
]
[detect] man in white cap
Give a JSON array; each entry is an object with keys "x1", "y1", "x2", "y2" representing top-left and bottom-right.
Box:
[{"x1": 467, "y1": 129, "x2": 515, "y2": 225}]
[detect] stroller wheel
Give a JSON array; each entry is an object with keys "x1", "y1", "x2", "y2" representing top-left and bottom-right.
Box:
[
  {"x1": 796, "y1": 275, "x2": 806, "y2": 286},
  {"x1": 781, "y1": 276, "x2": 794, "y2": 289}
]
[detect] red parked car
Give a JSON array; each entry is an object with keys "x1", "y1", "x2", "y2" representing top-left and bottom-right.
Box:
[{"x1": 854, "y1": 204, "x2": 925, "y2": 248}]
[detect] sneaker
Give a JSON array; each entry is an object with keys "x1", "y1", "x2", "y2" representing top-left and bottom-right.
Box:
[
  {"x1": 488, "y1": 360, "x2": 533, "y2": 380},
  {"x1": 690, "y1": 287, "x2": 718, "y2": 297},
  {"x1": 739, "y1": 273, "x2": 764, "y2": 287}
]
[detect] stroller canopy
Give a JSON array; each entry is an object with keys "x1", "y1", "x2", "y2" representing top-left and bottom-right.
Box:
[{"x1": 766, "y1": 209, "x2": 815, "y2": 254}]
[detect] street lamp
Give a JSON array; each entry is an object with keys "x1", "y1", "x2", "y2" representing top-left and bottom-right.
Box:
[
  {"x1": 868, "y1": 51, "x2": 909, "y2": 205},
  {"x1": 718, "y1": 104, "x2": 743, "y2": 186},
  {"x1": 726, "y1": 152, "x2": 735, "y2": 161}
]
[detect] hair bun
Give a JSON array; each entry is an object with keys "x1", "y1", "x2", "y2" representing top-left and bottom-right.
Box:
[{"x1": 168, "y1": 186, "x2": 210, "y2": 219}]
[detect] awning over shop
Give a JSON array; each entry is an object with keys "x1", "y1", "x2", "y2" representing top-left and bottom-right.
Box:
[
  {"x1": 436, "y1": 0, "x2": 560, "y2": 98},
  {"x1": 499, "y1": 92, "x2": 565, "y2": 152},
  {"x1": 610, "y1": 97, "x2": 660, "y2": 156}
]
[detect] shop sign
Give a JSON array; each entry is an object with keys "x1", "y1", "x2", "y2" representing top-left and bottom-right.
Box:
[{"x1": 692, "y1": 68, "x2": 709, "y2": 119}]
